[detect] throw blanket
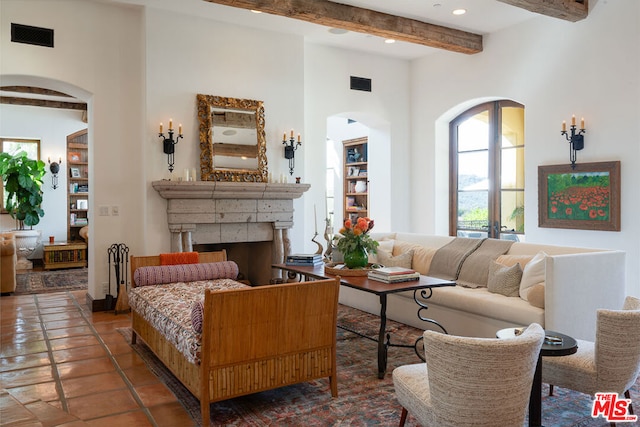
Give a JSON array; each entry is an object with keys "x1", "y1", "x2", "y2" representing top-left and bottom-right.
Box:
[
  {"x1": 428, "y1": 238, "x2": 484, "y2": 281},
  {"x1": 457, "y1": 239, "x2": 515, "y2": 288}
]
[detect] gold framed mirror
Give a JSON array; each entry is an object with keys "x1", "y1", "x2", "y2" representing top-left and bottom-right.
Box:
[{"x1": 197, "y1": 94, "x2": 268, "y2": 182}]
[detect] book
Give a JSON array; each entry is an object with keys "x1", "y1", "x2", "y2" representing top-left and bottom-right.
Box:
[
  {"x1": 371, "y1": 266, "x2": 416, "y2": 276},
  {"x1": 285, "y1": 260, "x2": 324, "y2": 267},
  {"x1": 368, "y1": 271, "x2": 420, "y2": 283},
  {"x1": 287, "y1": 253, "x2": 322, "y2": 261},
  {"x1": 367, "y1": 274, "x2": 421, "y2": 284}
]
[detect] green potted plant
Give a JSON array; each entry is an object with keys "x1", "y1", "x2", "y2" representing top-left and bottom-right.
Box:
[{"x1": 0, "y1": 151, "x2": 46, "y2": 269}]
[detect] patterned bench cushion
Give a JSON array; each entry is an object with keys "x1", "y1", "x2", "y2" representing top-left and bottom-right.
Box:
[
  {"x1": 129, "y1": 278, "x2": 249, "y2": 364},
  {"x1": 133, "y1": 261, "x2": 239, "y2": 286}
]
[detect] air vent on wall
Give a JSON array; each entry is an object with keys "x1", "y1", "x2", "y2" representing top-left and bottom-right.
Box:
[
  {"x1": 11, "y1": 23, "x2": 54, "y2": 48},
  {"x1": 350, "y1": 76, "x2": 372, "y2": 92}
]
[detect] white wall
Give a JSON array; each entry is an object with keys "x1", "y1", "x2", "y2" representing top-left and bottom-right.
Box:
[
  {"x1": 0, "y1": 105, "x2": 86, "y2": 249},
  {"x1": 304, "y1": 44, "x2": 411, "y2": 252},
  {"x1": 410, "y1": 0, "x2": 640, "y2": 297},
  {"x1": 1, "y1": 0, "x2": 146, "y2": 298},
  {"x1": 143, "y1": 7, "x2": 308, "y2": 253}
]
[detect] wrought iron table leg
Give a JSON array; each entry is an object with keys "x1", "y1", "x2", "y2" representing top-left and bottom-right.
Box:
[
  {"x1": 413, "y1": 288, "x2": 448, "y2": 362},
  {"x1": 377, "y1": 294, "x2": 389, "y2": 379}
]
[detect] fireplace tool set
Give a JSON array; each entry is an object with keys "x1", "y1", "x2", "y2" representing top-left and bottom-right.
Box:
[{"x1": 107, "y1": 243, "x2": 130, "y2": 314}]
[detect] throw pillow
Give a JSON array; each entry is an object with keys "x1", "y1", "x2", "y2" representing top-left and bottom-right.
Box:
[
  {"x1": 526, "y1": 283, "x2": 545, "y2": 308},
  {"x1": 495, "y1": 254, "x2": 533, "y2": 268},
  {"x1": 487, "y1": 261, "x2": 523, "y2": 297},
  {"x1": 377, "y1": 249, "x2": 414, "y2": 269},
  {"x1": 520, "y1": 251, "x2": 547, "y2": 301},
  {"x1": 369, "y1": 239, "x2": 395, "y2": 263},
  {"x1": 159, "y1": 252, "x2": 199, "y2": 265},
  {"x1": 191, "y1": 299, "x2": 204, "y2": 333},
  {"x1": 392, "y1": 241, "x2": 437, "y2": 275},
  {"x1": 133, "y1": 261, "x2": 239, "y2": 286}
]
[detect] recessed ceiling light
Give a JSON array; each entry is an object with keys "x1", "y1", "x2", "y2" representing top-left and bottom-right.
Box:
[
  {"x1": 250, "y1": 10, "x2": 262, "y2": 14},
  {"x1": 384, "y1": 39, "x2": 396, "y2": 44},
  {"x1": 452, "y1": 8, "x2": 466, "y2": 15},
  {"x1": 328, "y1": 28, "x2": 348, "y2": 35}
]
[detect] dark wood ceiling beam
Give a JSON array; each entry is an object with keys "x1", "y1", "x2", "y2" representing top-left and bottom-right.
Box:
[
  {"x1": 0, "y1": 86, "x2": 73, "y2": 98},
  {"x1": 496, "y1": 0, "x2": 588, "y2": 22},
  {"x1": 202, "y1": 0, "x2": 483, "y2": 54},
  {"x1": 0, "y1": 96, "x2": 87, "y2": 110}
]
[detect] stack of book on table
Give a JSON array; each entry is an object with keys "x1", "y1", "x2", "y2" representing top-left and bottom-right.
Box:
[
  {"x1": 285, "y1": 253, "x2": 324, "y2": 267},
  {"x1": 368, "y1": 266, "x2": 420, "y2": 283}
]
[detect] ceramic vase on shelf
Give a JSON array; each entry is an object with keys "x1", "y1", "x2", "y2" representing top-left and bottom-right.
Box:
[{"x1": 343, "y1": 244, "x2": 368, "y2": 269}]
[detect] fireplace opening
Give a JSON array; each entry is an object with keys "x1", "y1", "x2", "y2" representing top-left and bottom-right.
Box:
[{"x1": 193, "y1": 241, "x2": 272, "y2": 286}]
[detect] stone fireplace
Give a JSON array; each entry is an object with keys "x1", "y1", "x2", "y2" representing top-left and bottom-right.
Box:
[{"x1": 152, "y1": 181, "x2": 310, "y2": 285}]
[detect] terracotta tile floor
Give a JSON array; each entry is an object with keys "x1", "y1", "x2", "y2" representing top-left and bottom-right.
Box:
[{"x1": 1, "y1": 290, "x2": 197, "y2": 427}]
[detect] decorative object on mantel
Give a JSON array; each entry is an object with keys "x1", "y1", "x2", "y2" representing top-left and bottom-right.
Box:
[
  {"x1": 335, "y1": 216, "x2": 378, "y2": 269},
  {"x1": 197, "y1": 94, "x2": 268, "y2": 182},
  {"x1": 158, "y1": 118, "x2": 183, "y2": 173},
  {"x1": 48, "y1": 157, "x2": 62, "y2": 189},
  {"x1": 538, "y1": 161, "x2": 620, "y2": 231},
  {"x1": 323, "y1": 217, "x2": 334, "y2": 262},
  {"x1": 283, "y1": 129, "x2": 302, "y2": 175},
  {"x1": 561, "y1": 115, "x2": 586, "y2": 169}
]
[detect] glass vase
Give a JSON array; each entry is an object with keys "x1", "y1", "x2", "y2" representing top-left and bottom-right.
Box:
[{"x1": 344, "y1": 244, "x2": 368, "y2": 269}]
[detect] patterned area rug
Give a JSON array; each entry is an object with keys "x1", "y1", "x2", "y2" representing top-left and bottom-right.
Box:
[
  {"x1": 119, "y1": 305, "x2": 639, "y2": 427},
  {"x1": 14, "y1": 268, "x2": 88, "y2": 294}
]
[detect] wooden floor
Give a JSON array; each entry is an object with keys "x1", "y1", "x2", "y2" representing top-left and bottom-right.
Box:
[{"x1": 0, "y1": 290, "x2": 197, "y2": 427}]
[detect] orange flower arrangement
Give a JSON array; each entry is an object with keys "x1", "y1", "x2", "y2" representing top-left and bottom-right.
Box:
[{"x1": 335, "y1": 217, "x2": 379, "y2": 255}]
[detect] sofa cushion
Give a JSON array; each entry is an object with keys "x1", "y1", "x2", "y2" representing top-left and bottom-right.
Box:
[
  {"x1": 457, "y1": 239, "x2": 514, "y2": 288},
  {"x1": 377, "y1": 249, "x2": 414, "y2": 269},
  {"x1": 526, "y1": 283, "x2": 545, "y2": 308},
  {"x1": 487, "y1": 261, "x2": 522, "y2": 297},
  {"x1": 191, "y1": 299, "x2": 204, "y2": 333},
  {"x1": 133, "y1": 261, "x2": 239, "y2": 286},
  {"x1": 392, "y1": 240, "x2": 437, "y2": 275},
  {"x1": 369, "y1": 239, "x2": 394, "y2": 263},
  {"x1": 423, "y1": 285, "x2": 544, "y2": 326},
  {"x1": 520, "y1": 251, "x2": 547, "y2": 301},
  {"x1": 428, "y1": 238, "x2": 484, "y2": 281}
]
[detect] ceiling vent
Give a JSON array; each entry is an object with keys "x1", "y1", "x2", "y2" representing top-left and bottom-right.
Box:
[
  {"x1": 11, "y1": 23, "x2": 54, "y2": 48},
  {"x1": 350, "y1": 76, "x2": 372, "y2": 92}
]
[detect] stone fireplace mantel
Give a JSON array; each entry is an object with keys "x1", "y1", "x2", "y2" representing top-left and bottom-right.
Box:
[{"x1": 152, "y1": 180, "x2": 311, "y2": 267}]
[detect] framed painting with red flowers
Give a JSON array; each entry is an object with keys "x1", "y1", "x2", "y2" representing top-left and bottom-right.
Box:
[{"x1": 538, "y1": 161, "x2": 620, "y2": 231}]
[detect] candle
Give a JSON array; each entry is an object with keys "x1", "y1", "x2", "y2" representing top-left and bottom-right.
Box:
[
  {"x1": 190, "y1": 168, "x2": 196, "y2": 181},
  {"x1": 169, "y1": 118, "x2": 173, "y2": 129},
  {"x1": 581, "y1": 117, "x2": 585, "y2": 129},
  {"x1": 571, "y1": 115, "x2": 576, "y2": 126},
  {"x1": 290, "y1": 129, "x2": 294, "y2": 138},
  {"x1": 179, "y1": 124, "x2": 183, "y2": 134},
  {"x1": 298, "y1": 133, "x2": 301, "y2": 143},
  {"x1": 159, "y1": 122, "x2": 163, "y2": 133},
  {"x1": 283, "y1": 132, "x2": 287, "y2": 141},
  {"x1": 183, "y1": 169, "x2": 189, "y2": 182},
  {"x1": 562, "y1": 121, "x2": 566, "y2": 132}
]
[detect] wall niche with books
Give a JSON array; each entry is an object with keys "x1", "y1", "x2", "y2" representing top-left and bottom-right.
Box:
[
  {"x1": 343, "y1": 137, "x2": 368, "y2": 223},
  {"x1": 67, "y1": 129, "x2": 89, "y2": 241}
]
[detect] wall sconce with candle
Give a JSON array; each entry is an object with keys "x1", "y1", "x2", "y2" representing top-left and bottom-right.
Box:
[
  {"x1": 48, "y1": 157, "x2": 62, "y2": 189},
  {"x1": 561, "y1": 115, "x2": 586, "y2": 169},
  {"x1": 283, "y1": 129, "x2": 302, "y2": 175},
  {"x1": 158, "y1": 119, "x2": 183, "y2": 173}
]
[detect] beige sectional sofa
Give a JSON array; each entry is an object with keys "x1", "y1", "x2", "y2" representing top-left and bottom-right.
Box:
[{"x1": 338, "y1": 232, "x2": 626, "y2": 342}]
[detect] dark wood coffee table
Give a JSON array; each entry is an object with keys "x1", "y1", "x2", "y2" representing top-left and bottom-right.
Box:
[
  {"x1": 273, "y1": 264, "x2": 455, "y2": 378},
  {"x1": 497, "y1": 328, "x2": 578, "y2": 427}
]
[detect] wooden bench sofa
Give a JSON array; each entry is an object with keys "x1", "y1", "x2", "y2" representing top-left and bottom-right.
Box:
[{"x1": 129, "y1": 251, "x2": 340, "y2": 425}]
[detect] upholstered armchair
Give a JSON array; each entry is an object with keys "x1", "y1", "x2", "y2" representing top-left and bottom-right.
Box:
[
  {"x1": 542, "y1": 296, "x2": 640, "y2": 420},
  {"x1": 393, "y1": 323, "x2": 545, "y2": 427},
  {"x1": 1, "y1": 233, "x2": 18, "y2": 294}
]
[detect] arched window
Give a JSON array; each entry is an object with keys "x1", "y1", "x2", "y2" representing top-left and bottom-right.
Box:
[{"x1": 449, "y1": 100, "x2": 524, "y2": 240}]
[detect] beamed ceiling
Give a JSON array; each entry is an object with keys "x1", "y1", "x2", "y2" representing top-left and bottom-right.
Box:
[{"x1": 1, "y1": 0, "x2": 588, "y2": 109}]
